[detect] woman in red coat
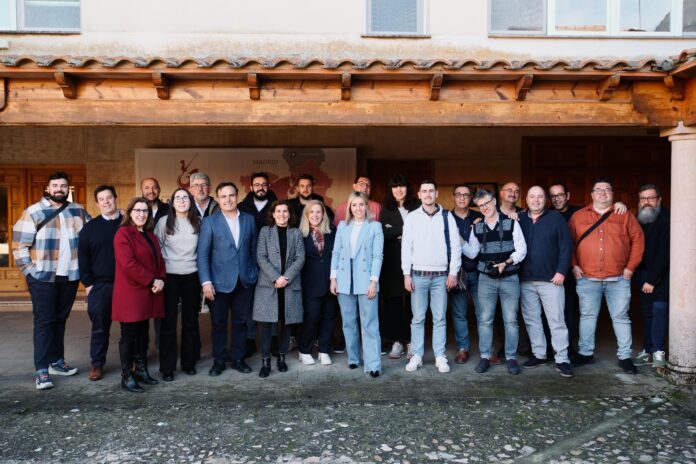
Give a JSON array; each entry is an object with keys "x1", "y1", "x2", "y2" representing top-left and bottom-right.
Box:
[{"x1": 112, "y1": 197, "x2": 166, "y2": 393}]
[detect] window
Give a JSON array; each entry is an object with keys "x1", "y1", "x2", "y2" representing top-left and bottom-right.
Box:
[
  {"x1": 366, "y1": 0, "x2": 427, "y2": 36},
  {"x1": 489, "y1": 0, "x2": 689, "y2": 36},
  {"x1": 0, "y1": 0, "x2": 80, "y2": 32}
]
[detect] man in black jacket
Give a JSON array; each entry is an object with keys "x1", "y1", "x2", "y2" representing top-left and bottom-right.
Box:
[
  {"x1": 518, "y1": 186, "x2": 574, "y2": 378},
  {"x1": 633, "y1": 184, "x2": 670, "y2": 369},
  {"x1": 140, "y1": 177, "x2": 169, "y2": 224},
  {"x1": 287, "y1": 173, "x2": 334, "y2": 225}
]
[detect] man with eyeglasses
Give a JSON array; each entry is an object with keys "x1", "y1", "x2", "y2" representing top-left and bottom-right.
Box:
[
  {"x1": 470, "y1": 189, "x2": 527, "y2": 375},
  {"x1": 498, "y1": 182, "x2": 523, "y2": 219},
  {"x1": 568, "y1": 177, "x2": 644, "y2": 374},
  {"x1": 189, "y1": 172, "x2": 219, "y2": 218},
  {"x1": 632, "y1": 184, "x2": 669, "y2": 371},
  {"x1": 449, "y1": 184, "x2": 483, "y2": 364},
  {"x1": 333, "y1": 175, "x2": 381, "y2": 226}
]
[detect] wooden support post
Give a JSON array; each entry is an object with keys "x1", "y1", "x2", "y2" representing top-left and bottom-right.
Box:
[
  {"x1": 596, "y1": 74, "x2": 621, "y2": 101},
  {"x1": 341, "y1": 73, "x2": 351, "y2": 101},
  {"x1": 152, "y1": 71, "x2": 170, "y2": 100},
  {"x1": 430, "y1": 73, "x2": 443, "y2": 101},
  {"x1": 515, "y1": 74, "x2": 534, "y2": 101},
  {"x1": 54, "y1": 71, "x2": 77, "y2": 99},
  {"x1": 0, "y1": 78, "x2": 5, "y2": 111},
  {"x1": 248, "y1": 73, "x2": 260, "y2": 100},
  {"x1": 663, "y1": 75, "x2": 685, "y2": 101}
]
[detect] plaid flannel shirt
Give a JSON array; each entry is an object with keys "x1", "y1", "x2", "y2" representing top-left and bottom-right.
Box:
[{"x1": 12, "y1": 198, "x2": 91, "y2": 282}]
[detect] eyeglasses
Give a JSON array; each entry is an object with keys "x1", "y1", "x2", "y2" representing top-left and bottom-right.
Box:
[
  {"x1": 252, "y1": 183, "x2": 269, "y2": 188},
  {"x1": 173, "y1": 196, "x2": 191, "y2": 202},
  {"x1": 132, "y1": 208, "x2": 149, "y2": 214},
  {"x1": 502, "y1": 188, "x2": 520, "y2": 195},
  {"x1": 454, "y1": 193, "x2": 471, "y2": 199},
  {"x1": 549, "y1": 193, "x2": 567, "y2": 200},
  {"x1": 639, "y1": 196, "x2": 659, "y2": 202},
  {"x1": 190, "y1": 183, "x2": 209, "y2": 189},
  {"x1": 592, "y1": 188, "x2": 613, "y2": 194},
  {"x1": 356, "y1": 181, "x2": 371, "y2": 188},
  {"x1": 475, "y1": 198, "x2": 495, "y2": 210}
]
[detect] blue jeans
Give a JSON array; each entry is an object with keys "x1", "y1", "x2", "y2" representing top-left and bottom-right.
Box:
[
  {"x1": 410, "y1": 274, "x2": 448, "y2": 358},
  {"x1": 337, "y1": 293, "x2": 382, "y2": 373},
  {"x1": 576, "y1": 278, "x2": 633, "y2": 360},
  {"x1": 476, "y1": 274, "x2": 520, "y2": 360},
  {"x1": 449, "y1": 271, "x2": 479, "y2": 351}
]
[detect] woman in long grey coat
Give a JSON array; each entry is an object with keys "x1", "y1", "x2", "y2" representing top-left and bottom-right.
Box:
[{"x1": 253, "y1": 200, "x2": 305, "y2": 378}]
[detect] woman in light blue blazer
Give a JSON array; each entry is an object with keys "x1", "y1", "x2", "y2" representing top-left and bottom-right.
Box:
[{"x1": 330, "y1": 191, "x2": 384, "y2": 377}]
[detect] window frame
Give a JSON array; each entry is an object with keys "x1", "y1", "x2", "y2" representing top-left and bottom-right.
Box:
[
  {"x1": 364, "y1": 0, "x2": 429, "y2": 38},
  {"x1": 0, "y1": 0, "x2": 80, "y2": 33},
  {"x1": 488, "y1": 0, "x2": 547, "y2": 36}
]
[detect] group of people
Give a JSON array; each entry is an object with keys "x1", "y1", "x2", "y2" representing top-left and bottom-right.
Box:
[{"x1": 12, "y1": 170, "x2": 669, "y2": 392}]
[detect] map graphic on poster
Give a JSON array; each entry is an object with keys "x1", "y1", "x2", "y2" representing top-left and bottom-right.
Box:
[{"x1": 135, "y1": 148, "x2": 357, "y2": 208}]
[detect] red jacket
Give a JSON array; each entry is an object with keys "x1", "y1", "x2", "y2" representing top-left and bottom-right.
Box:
[{"x1": 112, "y1": 226, "x2": 166, "y2": 322}]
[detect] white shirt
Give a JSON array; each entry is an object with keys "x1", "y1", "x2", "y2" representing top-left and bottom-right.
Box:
[
  {"x1": 468, "y1": 214, "x2": 527, "y2": 264},
  {"x1": 254, "y1": 198, "x2": 268, "y2": 212},
  {"x1": 350, "y1": 221, "x2": 364, "y2": 259},
  {"x1": 55, "y1": 210, "x2": 71, "y2": 276},
  {"x1": 195, "y1": 198, "x2": 210, "y2": 217},
  {"x1": 398, "y1": 206, "x2": 408, "y2": 222},
  {"x1": 224, "y1": 210, "x2": 241, "y2": 246}
]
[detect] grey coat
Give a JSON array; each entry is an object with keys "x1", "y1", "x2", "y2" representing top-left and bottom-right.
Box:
[{"x1": 253, "y1": 226, "x2": 305, "y2": 324}]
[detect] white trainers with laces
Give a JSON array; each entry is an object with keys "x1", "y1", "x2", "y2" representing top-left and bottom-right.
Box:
[
  {"x1": 405, "y1": 354, "x2": 422, "y2": 372},
  {"x1": 299, "y1": 353, "x2": 316, "y2": 365},
  {"x1": 406, "y1": 343, "x2": 414, "y2": 360},
  {"x1": 633, "y1": 349, "x2": 652, "y2": 365},
  {"x1": 318, "y1": 353, "x2": 332, "y2": 365},
  {"x1": 652, "y1": 350, "x2": 666, "y2": 368},
  {"x1": 435, "y1": 356, "x2": 450, "y2": 373},
  {"x1": 388, "y1": 341, "x2": 405, "y2": 359}
]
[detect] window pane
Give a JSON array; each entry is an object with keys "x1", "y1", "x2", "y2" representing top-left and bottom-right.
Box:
[
  {"x1": 0, "y1": 0, "x2": 14, "y2": 30},
  {"x1": 620, "y1": 0, "x2": 670, "y2": 32},
  {"x1": 685, "y1": 0, "x2": 696, "y2": 33},
  {"x1": 23, "y1": 0, "x2": 80, "y2": 30},
  {"x1": 370, "y1": 0, "x2": 419, "y2": 34},
  {"x1": 490, "y1": 0, "x2": 544, "y2": 32},
  {"x1": 555, "y1": 0, "x2": 607, "y2": 32}
]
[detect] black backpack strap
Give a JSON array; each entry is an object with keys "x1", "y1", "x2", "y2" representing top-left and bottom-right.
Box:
[
  {"x1": 443, "y1": 209, "x2": 451, "y2": 266},
  {"x1": 36, "y1": 202, "x2": 70, "y2": 234},
  {"x1": 576, "y1": 210, "x2": 612, "y2": 247}
]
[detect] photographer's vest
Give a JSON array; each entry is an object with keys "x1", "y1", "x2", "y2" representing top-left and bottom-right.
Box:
[{"x1": 473, "y1": 218, "x2": 520, "y2": 277}]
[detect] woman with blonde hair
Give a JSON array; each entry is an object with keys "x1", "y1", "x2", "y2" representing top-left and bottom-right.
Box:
[
  {"x1": 298, "y1": 200, "x2": 338, "y2": 365},
  {"x1": 330, "y1": 192, "x2": 384, "y2": 377}
]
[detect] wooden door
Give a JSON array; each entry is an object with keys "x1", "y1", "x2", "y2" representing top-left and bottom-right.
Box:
[{"x1": 367, "y1": 159, "x2": 435, "y2": 206}]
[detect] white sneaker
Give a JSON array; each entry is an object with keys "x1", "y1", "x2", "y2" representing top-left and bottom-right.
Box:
[
  {"x1": 318, "y1": 353, "x2": 332, "y2": 365},
  {"x1": 405, "y1": 355, "x2": 422, "y2": 372},
  {"x1": 299, "y1": 353, "x2": 316, "y2": 365},
  {"x1": 406, "y1": 343, "x2": 414, "y2": 360},
  {"x1": 653, "y1": 350, "x2": 666, "y2": 368},
  {"x1": 435, "y1": 356, "x2": 450, "y2": 373},
  {"x1": 388, "y1": 341, "x2": 405, "y2": 359}
]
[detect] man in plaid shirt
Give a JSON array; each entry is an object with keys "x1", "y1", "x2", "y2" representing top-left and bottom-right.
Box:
[{"x1": 12, "y1": 171, "x2": 91, "y2": 390}]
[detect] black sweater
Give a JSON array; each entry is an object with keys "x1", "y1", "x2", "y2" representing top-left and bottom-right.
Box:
[
  {"x1": 77, "y1": 214, "x2": 121, "y2": 286},
  {"x1": 636, "y1": 207, "x2": 670, "y2": 301},
  {"x1": 518, "y1": 209, "x2": 573, "y2": 282}
]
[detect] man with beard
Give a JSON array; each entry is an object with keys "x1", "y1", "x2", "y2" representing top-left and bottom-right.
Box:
[
  {"x1": 287, "y1": 174, "x2": 334, "y2": 225},
  {"x1": 141, "y1": 177, "x2": 169, "y2": 224},
  {"x1": 238, "y1": 172, "x2": 278, "y2": 357},
  {"x1": 13, "y1": 171, "x2": 91, "y2": 390},
  {"x1": 633, "y1": 184, "x2": 670, "y2": 370}
]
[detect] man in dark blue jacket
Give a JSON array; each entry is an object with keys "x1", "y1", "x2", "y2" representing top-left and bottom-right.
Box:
[{"x1": 518, "y1": 186, "x2": 574, "y2": 378}]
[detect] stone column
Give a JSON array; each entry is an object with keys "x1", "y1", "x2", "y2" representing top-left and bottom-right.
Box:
[{"x1": 661, "y1": 121, "x2": 696, "y2": 385}]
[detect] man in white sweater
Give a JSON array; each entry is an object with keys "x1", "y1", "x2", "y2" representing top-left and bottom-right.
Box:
[{"x1": 401, "y1": 180, "x2": 479, "y2": 373}]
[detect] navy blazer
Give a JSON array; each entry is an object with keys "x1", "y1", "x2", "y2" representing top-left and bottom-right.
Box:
[
  {"x1": 301, "y1": 229, "x2": 336, "y2": 298},
  {"x1": 197, "y1": 210, "x2": 258, "y2": 292}
]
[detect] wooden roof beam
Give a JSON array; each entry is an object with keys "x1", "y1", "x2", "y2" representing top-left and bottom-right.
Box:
[
  {"x1": 248, "y1": 73, "x2": 260, "y2": 100},
  {"x1": 429, "y1": 73, "x2": 443, "y2": 101},
  {"x1": 54, "y1": 71, "x2": 77, "y2": 99},
  {"x1": 152, "y1": 71, "x2": 170, "y2": 100},
  {"x1": 515, "y1": 74, "x2": 533, "y2": 101},
  {"x1": 596, "y1": 74, "x2": 620, "y2": 101},
  {"x1": 341, "y1": 73, "x2": 351, "y2": 101},
  {"x1": 663, "y1": 75, "x2": 685, "y2": 101}
]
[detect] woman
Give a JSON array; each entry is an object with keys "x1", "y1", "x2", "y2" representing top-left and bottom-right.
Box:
[
  {"x1": 330, "y1": 191, "x2": 384, "y2": 378},
  {"x1": 253, "y1": 200, "x2": 306, "y2": 378},
  {"x1": 380, "y1": 174, "x2": 419, "y2": 359},
  {"x1": 298, "y1": 200, "x2": 338, "y2": 366},
  {"x1": 112, "y1": 197, "x2": 166, "y2": 393},
  {"x1": 155, "y1": 188, "x2": 201, "y2": 381}
]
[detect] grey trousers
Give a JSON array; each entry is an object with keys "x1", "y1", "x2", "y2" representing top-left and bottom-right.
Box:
[{"x1": 520, "y1": 281, "x2": 569, "y2": 364}]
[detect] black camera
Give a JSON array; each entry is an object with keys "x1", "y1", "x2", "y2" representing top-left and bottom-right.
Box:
[{"x1": 482, "y1": 260, "x2": 503, "y2": 278}]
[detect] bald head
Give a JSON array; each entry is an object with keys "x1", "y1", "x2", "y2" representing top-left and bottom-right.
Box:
[
  {"x1": 526, "y1": 186, "x2": 546, "y2": 216},
  {"x1": 500, "y1": 182, "x2": 520, "y2": 208}
]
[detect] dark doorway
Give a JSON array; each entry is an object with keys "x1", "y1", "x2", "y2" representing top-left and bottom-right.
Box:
[{"x1": 367, "y1": 159, "x2": 435, "y2": 205}]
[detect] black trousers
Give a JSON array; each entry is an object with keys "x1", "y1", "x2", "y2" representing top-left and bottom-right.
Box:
[
  {"x1": 209, "y1": 282, "x2": 253, "y2": 363},
  {"x1": 381, "y1": 295, "x2": 412, "y2": 344},
  {"x1": 159, "y1": 272, "x2": 200, "y2": 373},
  {"x1": 563, "y1": 273, "x2": 579, "y2": 353},
  {"x1": 119, "y1": 319, "x2": 149, "y2": 371},
  {"x1": 259, "y1": 322, "x2": 293, "y2": 358},
  {"x1": 26, "y1": 275, "x2": 79, "y2": 371},
  {"x1": 299, "y1": 294, "x2": 339, "y2": 354},
  {"x1": 87, "y1": 282, "x2": 113, "y2": 368}
]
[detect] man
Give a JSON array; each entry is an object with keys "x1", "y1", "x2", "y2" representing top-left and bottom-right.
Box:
[
  {"x1": 141, "y1": 177, "x2": 169, "y2": 224},
  {"x1": 549, "y1": 182, "x2": 582, "y2": 222},
  {"x1": 12, "y1": 171, "x2": 91, "y2": 390},
  {"x1": 189, "y1": 172, "x2": 219, "y2": 218},
  {"x1": 569, "y1": 177, "x2": 644, "y2": 374},
  {"x1": 449, "y1": 184, "x2": 483, "y2": 364},
  {"x1": 198, "y1": 182, "x2": 259, "y2": 376},
  {"x1": 77, "y1": 185, "x2": 121, "y2": 382},
  {"x1": 518, "y1": 186, "x2": 574, "y2": 378},
  {"x1": 633, "y1": 184, "x2": 669, "y2": 370},
  {"x1": 287, "y1": 173, "x2": 334, "y2": 224},
  {"x1": 333, "y1": 175, "x2": 381, "y2": 226},
  {"x1": 402, "y1": 180, "x2": 477, "y2": 373},
  {"x1": 471, "y1": 188, "x2": 527, "y2": 375},
  {"x1": 498, "y1": 182, "x2": 523, "y2": 218}
]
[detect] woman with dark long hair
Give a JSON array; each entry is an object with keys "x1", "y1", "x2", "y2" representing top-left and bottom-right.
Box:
[
  {"x1": 154, "y1": 188, "x2": 201, "y2": 381},
  {"x1": 380, "y1": 174, "x2": 419, "y2": 359},
  {"x1": 112, "y1": 197, "x2": 165, "y2": 393}
]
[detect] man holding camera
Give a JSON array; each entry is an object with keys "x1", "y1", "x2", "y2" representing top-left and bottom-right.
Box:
[{"x1": 470, "y1": 189, "x2": 527, "y2": 375}]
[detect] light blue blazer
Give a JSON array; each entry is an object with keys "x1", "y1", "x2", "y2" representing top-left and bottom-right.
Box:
[{"x1": 331, "y1": 220, "x2": 384, "y2": 295}]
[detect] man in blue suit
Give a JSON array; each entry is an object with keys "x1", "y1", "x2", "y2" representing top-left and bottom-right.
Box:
[{"x1": 198, "y1": 182, "x2": 259, "y2": 376}]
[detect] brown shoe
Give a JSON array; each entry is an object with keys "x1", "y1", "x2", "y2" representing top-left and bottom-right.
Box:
[
  {"x1": 455, "y1": 349, "x2": 469, "y2": 364},
  {"x1": 89, "y1": 366, "x2": 103, "y2": 381},
  {"x1": 489, "y1": 353, "x2": 504, "y2": 365}
]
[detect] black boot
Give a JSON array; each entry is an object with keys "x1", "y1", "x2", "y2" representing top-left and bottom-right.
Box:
[
  {"x1": 277, "y1": 354, "x2": 288, "y2": 372},
  {"x1": 121, "y1": 369, "x2": 145, "y2": 393},
  {"x1": 133, "y1": 355, "x2": 159, "y2": 385},
  {"x1": 259, "y1": 357, "x2": 271, "y2": 378}
]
